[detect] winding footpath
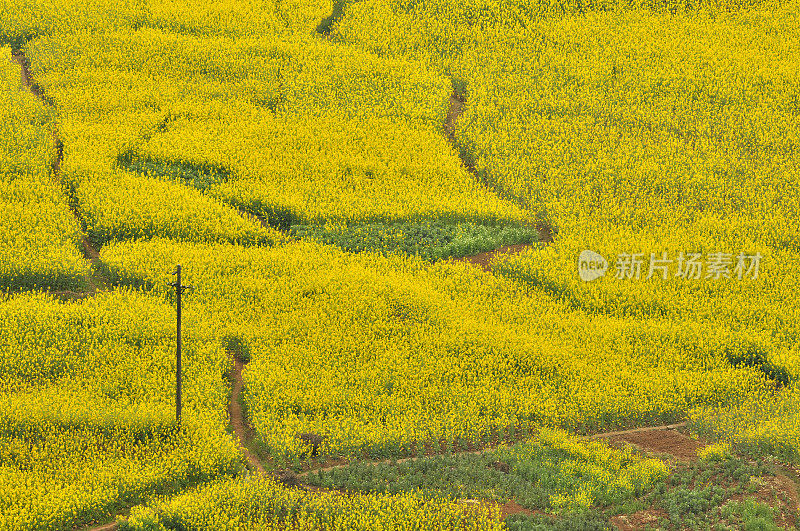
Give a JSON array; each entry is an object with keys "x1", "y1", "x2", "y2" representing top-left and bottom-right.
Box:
[
  {"x1": 227, "y1": 355, "x2": 267, "y2": 475},
  {"x1": 11, "y1": 49, "x2": 107, "y2": 296},
  {"x1": 441, "y1": 88, "x2": 554, "y2": 271}
]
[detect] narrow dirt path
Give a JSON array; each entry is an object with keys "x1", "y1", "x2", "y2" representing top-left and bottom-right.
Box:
[
  {"x1": 11, "y1": 48, "x2": 108, "y2": 295},
  {"x1": 442, "y1": 88, "x2": 553, "y2": 272},
  {"x1": 82, "y1": 522, "x2": 119, "y2": 531},
  {"x1": 295, "y1": 419, "x2": 694, "y2": 480},
  {"x1": 82, "y1": 353, "x2": 269, "y2": 530},
  {"x1": 589, "y1": 421, "x2": 688, "y2": 440},
  {"x1": 228, "y1": 354, "x2": 267, "y2": 475}
]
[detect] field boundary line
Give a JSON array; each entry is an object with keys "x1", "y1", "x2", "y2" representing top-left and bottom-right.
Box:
[
  {"x1": 296, "y1": 419, "x2": 692, "y2": 478},
  {"x1": 589, "y1": 421, "x2": 688, "y2": 439},
  {"x1": 10, "y1": 48, "x2": 109, "y2": 295},
  {"x1": 443, "y1": 87, "x2": 554, "y2": 246}
]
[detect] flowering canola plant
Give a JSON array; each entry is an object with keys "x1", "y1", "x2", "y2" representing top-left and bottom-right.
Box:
[
  {"x1": 101, "y1": 238, "x2": 777, "y2": 459},
  {"x1": 0, "y1": 47, "x2": 89, "y2": 292}
]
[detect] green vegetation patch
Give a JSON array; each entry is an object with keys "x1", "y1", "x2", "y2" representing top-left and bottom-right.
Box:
[
  {"x1": 116, "y1": 151, "x2": 231, "y2": 192},
  {"x1": 291, "y1": 220, "x2": 539, "y2": 261},
  {"x1": 306, "y1": 427, "x2": 667, "y2": 513},
  {"x1": 633, "y1": 448, "x2": 792, "y2": 530}
]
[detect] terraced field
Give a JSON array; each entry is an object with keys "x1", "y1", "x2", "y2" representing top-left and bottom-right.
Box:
[{"x1": 2, "y1": 0, "x2": 800, "y2": 528}]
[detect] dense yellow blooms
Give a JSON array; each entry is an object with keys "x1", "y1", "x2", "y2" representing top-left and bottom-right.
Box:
[
  {"x1": 123, "y1": 476, "x2": 504, "y2": 530},
  {"x1": 332, "y1": 0, "x2": 800, "y2": 383},
  {"x1": 0, "y1": 48, "x2": 89, "y2": 292},
  {"x1": 22, "y1": 28, "x2": 531, "y2": 230},
  {"x1": 101, "y1": 238, "x2": 775, "y2": 459},
  {"x1": 1, "y1": 0, "x2": 328, "y2": 48},
  {"x1": 3, "y1": 0, "x2": 800, "y2": 525},
  {"x1": 0, "y1": 290, "x2": 244, "y2": 528}
]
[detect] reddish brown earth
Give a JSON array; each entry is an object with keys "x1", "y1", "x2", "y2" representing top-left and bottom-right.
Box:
[
  {"x1": 451, "y1": 243, "x2": 533, "y2": 272},
  {"x1": 228, "y1": 356, "x2": 266, "y2": 474},
  {"x1": 497, "y1": 499, "x2": 540, "y2": 519},
  {"x1": 602, "y1": 428, "x2": 705, "y2": 462},
  {"x1": 610, "y1": 508, "x2": 669, "y2": 531},
  {"x1": 758, "y1": 473, "x2": 800, "y2": 529},
  {"x1": 82, "y1": 523, "x2": 119, "y2": 531}
]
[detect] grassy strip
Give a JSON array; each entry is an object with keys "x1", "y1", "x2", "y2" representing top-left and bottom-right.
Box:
[
  {"x1": 305, "y1": 428, "x2": 667, "y2": 513},
  {"x1": 304, "y1": 430, "x2": 795, "y2": 530},
  {"x1": 291, "y1": 220, "x2": 539, "y2": 261},
  {"x1": 116, "y1": 151, "x2": 231, "y2": 192}
]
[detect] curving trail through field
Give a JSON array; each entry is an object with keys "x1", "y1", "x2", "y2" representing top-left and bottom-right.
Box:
[
  {"x1": 227, "y1": 354, "x2": 267, "y2": 475},
  {"x1": 440, "y1": 87, "x2": 554, "y2": 271},
  {"x1": 11, "y1": 49, "x2": 108, "y2": 295}
]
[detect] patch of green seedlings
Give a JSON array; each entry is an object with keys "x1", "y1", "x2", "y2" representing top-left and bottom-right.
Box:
[
  {"x1": 116, "y1": 151, "x2": 231, "y2": 191},
  {"x1": 310, "y1": 452, "x2": 550, "y2": 507},
  {"x1": 305, "y1": 427, "x2": 667, "y2": 520},
  {"x1": 505, "y1": 511, "x2": 613, "y2": 531},
  {"x1": 631, "y1": 442, "x2": 794, "y2": 530},
  {"x1": 290, "y1": 220, "x2": 539, "y2": 261}
]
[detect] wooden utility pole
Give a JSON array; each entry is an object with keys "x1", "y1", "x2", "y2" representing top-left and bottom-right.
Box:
[{"x1": 169, "y1": 265, "x2": 192, "y2": 425}]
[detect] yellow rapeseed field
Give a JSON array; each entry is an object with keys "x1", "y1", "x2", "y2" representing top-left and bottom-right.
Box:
[{"x1": 2, "y1": 0, "x2": 800, "y2": 526}]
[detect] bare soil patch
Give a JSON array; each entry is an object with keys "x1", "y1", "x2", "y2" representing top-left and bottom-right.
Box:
[
  {"x1": 610, "y1": 508, "x2": 668, "y2": 531},
  {"x1": 83, "y1": 523, "x2": 119, "y2": 531},
  {"x1": 497, "y1": 499, "x2": 540, "y2": 519},
  {"x1": 758, "y1": 473, "x2": 798, "y2": 529},
  {"x1": 603, "y1": 428, "x2": 705, "y2": 462},
  {"x1": 451, "y1": 243, "x2": 532, "y2": 272}
]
